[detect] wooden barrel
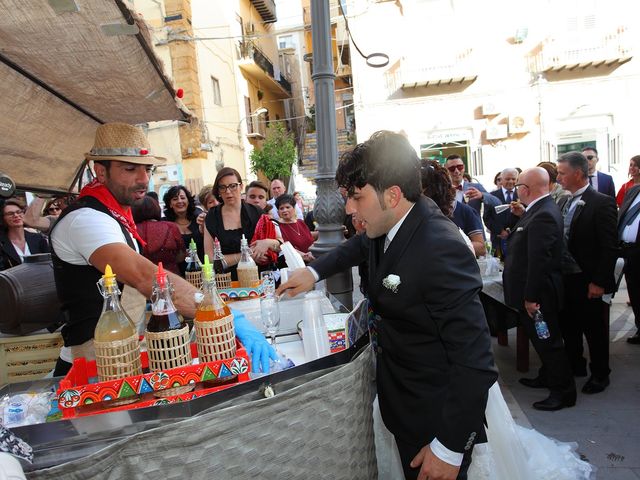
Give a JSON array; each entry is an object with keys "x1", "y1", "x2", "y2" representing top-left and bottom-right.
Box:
[{"x1": 0, "y1": 253, "x2": 64, "y2": 335}]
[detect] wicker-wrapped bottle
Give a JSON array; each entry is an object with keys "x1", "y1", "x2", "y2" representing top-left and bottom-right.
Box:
[
  {"x1": 195, "y1": 255, "x2": 236, "y2": 363},
  {"x1": 236, "y1": 234, "x2": 259, "y2": 288},
  {"x1": 213, "y1": 236, "x2": 231, "y2": 289},
  {"x1": 185, "y1": 239, "x2": 203, "y2": 289},
  {"x1": 94, "y1": 265, "x2": 142, "y2": 382},
  {"x1": 145, "y1": 263, "x2": 193, "y2": 396}
]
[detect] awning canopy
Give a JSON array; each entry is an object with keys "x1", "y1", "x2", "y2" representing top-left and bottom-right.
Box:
[{"x1": 0, "y1": 0, "x2": 189, "y2": 193}]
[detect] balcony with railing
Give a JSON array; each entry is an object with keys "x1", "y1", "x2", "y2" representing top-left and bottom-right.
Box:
[
  {"x1": 250, "y1": 0, "x2": 277, "y2": 24},
  {"x1": 238, "y1": 39, "x2": 292, "y2": 98},
  {"x1": 528, "y1": 27, "x2": 632, "y2": 75},
  {"x1": 385, "y1": 49, "x2": 477, "y2": 94}
]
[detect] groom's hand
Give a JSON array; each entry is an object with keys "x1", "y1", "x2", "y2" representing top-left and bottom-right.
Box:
[{"x1": 410, "y1": 445, "x2": 460, "y2": 480}]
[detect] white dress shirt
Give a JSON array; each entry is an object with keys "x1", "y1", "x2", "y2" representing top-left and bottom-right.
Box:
[
  {"x1": 622, "y1": 193, "x2": 640, "y2": 243},
  {"x1": 525, "y1": 193, "x2": 549, "y2": 212},
  {"x1": 588, "y1": 172, "x2": 599, "y2": 192}
]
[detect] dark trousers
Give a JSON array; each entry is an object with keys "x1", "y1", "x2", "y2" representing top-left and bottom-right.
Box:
[
  {"x1": 560, "y1": 273, "x2": 611, "y2": 378},
  {"x1": 624, "y1": 254, "x2": 640, "y2": 329},
  {"x1": 395, "y1": 437, "x2": 472, "y2": 480},
  {"x1": 519, "y1": 309, "x2": 575, "y2": 393},
  {"x1": 53, "y1": 357, "x2": 73, "y2": 376}
]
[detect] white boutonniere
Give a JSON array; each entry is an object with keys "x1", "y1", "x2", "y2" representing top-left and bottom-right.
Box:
[
  {"x1": 516, "y1": 227, "x2": 524, "y2": 232},
  {"x1": 383, "y1": 274, "x2": 401, "y2": 293},
  {"x1": 576, "y1": 200, "x2": 586, "y2": 208}
]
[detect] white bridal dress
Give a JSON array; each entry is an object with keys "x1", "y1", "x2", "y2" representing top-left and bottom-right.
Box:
[{"x1": 374, "y1": 383, "x2": 594, "y2": 480}]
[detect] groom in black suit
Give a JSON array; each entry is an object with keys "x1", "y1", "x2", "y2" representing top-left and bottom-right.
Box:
[
  {"x1": 503, "y1": 168, "x2": 576, "y2": 411},
  {"x1": 278, "y1": 131, "x2": 497, "y2": 480},
  {"x1": 556, "y1": 151, "x2": 618, "y2": 394}
]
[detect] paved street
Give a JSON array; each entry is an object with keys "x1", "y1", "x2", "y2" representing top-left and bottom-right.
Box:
[{"x1": 495, "y1": 278, "x2": 640, "y2": 479}]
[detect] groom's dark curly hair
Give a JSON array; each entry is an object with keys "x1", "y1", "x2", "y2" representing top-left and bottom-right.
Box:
[{"x1": 335, "y1": 130, "x2": 421, "y2": 203}]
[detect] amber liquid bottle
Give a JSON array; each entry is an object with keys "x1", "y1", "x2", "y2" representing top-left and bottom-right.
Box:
[
  {"x1": 195, "y1": 255, "x2": 236, "y2": 363},
  {"x1": 94, "y1": 264, "x2": 142, "y2": 382}
]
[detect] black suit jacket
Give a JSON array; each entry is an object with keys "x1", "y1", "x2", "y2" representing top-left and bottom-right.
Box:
[
  {"x1": 312, "y1": 197, "x2": 497, "y2": 452},
  {"x1": 558, "y1": 186, "x2": 618, "y2": 292},
  {"x1": 503, "y1": 196, "x2": 564, "y2": 312},
  {"x1": 483, "y1": 188, "x2": 519, "y2": 238},
  {"x1": 618, "y1": 184, "x2": 640, "y2": 243},
  {"x1": 0, "y1": 230, "x2": 49, "y2": 271}
]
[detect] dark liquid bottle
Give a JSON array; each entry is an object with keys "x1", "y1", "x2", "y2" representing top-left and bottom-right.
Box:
[
  {"x1": 213, "y1": 236, "x2": 226, "y2": 275},
  {"x1": 145, "y1": 262, "x2": 192, "y2": 373},
  {"x1": 185, "y1": 239, "x2": 202, "y2": 274},
  {"x1": 146, "y1": 310, "x2": 184, "y2": 332}
]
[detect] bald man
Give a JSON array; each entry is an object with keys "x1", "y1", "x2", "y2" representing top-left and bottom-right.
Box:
[{"x1": 503, "y1": 168, "x2": 576, "y2": 411}]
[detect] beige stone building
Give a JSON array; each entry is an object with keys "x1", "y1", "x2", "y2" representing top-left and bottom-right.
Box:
[
  {"x1": 348, "y1": 0, "x2": 639, "y2": 190},
  {"x1": 132, "y1": 0, "x2": 295, "y2": 198}
]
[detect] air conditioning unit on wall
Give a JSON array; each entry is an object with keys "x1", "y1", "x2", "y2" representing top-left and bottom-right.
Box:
[
  {"x1": 482, "y1": 102, "x2": 500, "y2": 116},
  {"x1": 486, "y1": 124, "x2": 509, "y2": 140},
  {"x1": 509, "y1": 115, "x2": 530, "y2": 134}
]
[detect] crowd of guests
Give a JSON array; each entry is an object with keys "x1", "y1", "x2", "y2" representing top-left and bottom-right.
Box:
[
  {"x1": 438, "y1": 148, "x2": 638, "y2": 413},
  {"x1": 1, "y1": 146, "x2": 637, "y2": 412}
]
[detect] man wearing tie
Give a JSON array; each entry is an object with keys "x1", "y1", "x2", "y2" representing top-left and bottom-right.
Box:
[
  {"x1": 483, "y1": 168, "x2": 519, "y2": 258},
  {"x1": 582, "y1": 147, "x2": 616, "y2": 198},
  {"x1": 503, "y1": 167, "x2": 576, "y2": 410},
  {"x1": 444, "y1": 154, "x2": 499, "y2": 214},
  {"x1": 556, "y1": 151, "x2": 618, "y2": 394},
  {"x1": 618, "y1": 184, "x2": 640, "y2": 344}
]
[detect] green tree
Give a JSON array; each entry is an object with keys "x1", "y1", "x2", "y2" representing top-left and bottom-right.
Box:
[{"x1": 249, "y1": 122, "x2": 297, "y2": 181}]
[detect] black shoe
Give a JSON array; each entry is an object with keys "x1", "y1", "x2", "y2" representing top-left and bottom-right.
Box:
[
  {"x1": 519, "y1": 376, "x2": 548, "y2": 389},
  {"x1": 582, "y1": 376, "x2": 610, "y2": 394},
  {"x1": 533, "y1": 391, "x2": 577, "y2": 411},
  {"x1": 627, "y1": 331, "x2": 640, "y2": 344}
]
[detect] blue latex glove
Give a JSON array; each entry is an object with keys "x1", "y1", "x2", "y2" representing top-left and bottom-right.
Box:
[{"x1": 232, "y1": 308, "x2": 278, "y2": 373}]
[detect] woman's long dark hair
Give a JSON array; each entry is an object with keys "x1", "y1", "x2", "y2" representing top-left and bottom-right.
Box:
[
  {"x1": 163, "y1": 185, "x2": 197, "y2": 222},
  {"x1": 420, "y1": 159, "x2": 455, "y2": 218}
]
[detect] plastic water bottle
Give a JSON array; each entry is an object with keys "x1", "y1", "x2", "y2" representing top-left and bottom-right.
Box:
[{"x1": 534, "y1": 310, "x2": 550, "y2": 339}]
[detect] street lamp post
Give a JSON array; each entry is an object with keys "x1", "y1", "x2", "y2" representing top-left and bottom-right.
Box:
[{"x1": 310, "y1": 0, "x2": 353, "y2": 309}]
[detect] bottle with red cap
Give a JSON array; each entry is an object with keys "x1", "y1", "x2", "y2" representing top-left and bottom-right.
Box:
[{"x1": 145, "y1": 262, "x2": 192, "y2": 372}]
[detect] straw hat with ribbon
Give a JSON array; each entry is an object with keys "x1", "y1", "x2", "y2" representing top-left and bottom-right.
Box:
[{"x1": 85, "y1": 123, "x2": 166, "y2": 165}]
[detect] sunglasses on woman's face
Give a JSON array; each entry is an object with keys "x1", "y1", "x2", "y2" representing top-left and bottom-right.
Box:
[
  {"x1": 447, "y1": 164, "x2": 465, "y2": 173},
  {"x1": 48, "y1": 206, "x2": 61, "y2": 213}
]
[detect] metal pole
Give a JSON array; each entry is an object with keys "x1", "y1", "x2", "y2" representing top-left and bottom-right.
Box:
[{"x1": 310, "y1": 0, "x2": 353, "y2": 309}]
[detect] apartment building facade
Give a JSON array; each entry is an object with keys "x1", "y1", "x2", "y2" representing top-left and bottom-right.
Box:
[
  {"x1": 133, "y1": 0, "x2": 295, "y2": 198},
  {"x1": 348, "y1": 0, "x2": 639, "y2": 188}
]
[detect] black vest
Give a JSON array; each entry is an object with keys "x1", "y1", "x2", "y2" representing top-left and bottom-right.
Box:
[{"x1": 50, "y1": 197, "x2": 137, "y2": 347}]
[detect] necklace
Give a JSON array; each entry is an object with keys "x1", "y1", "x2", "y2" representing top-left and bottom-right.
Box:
[{"x1": 286, "y1": 221, "x2": 302, "y2": 236}]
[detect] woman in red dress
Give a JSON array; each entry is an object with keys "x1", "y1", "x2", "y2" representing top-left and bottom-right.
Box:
[
  {"x1": 617, "y1": 155, "x2": 640, "y2": 207},
  {"x1": 276, "y1": 194, "x2": 315, "y2": 263},
  {"x1": 132, "y1": 195, "x2": 185, "y2": 275}
]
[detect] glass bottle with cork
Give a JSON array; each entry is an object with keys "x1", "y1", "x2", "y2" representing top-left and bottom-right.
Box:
[
  {"x1": 195, "y1": 255, "x2": 236, "y2": 363},
  {"x1": 236, "y1": 234, "x2": 259, "y2": 288},
  {"x1": 185, "y1": 239, "x2": 203, "y2": 289},
  {"x1": 145, "y1": 263, "x2": 193, "y2": 396},
  {"x1": 94, "y1": 264, "x2": 142, "y2": 382}
]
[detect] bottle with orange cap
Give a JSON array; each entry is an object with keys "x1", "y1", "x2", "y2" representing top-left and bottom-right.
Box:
[
  {"x1": 94, "y1": 264, "x2": 142, "y2": 382},
  {"x1": 194, "y1": 255, "x2": 236, "y2": 363}
]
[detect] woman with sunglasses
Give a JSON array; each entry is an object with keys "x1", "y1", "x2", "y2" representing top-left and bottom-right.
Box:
[
  {"x1": 162, "y1": 185, "x2": 204, "y2": 276},
  {"x1": 0, "y1": 198, "x2": 49, "y2": 271},
  {"x1": 203, "y1": 167, "x2": 280, "y2": 280},
  {"x1": 23, "y1": 195, "x2": 70, "y2": 234}
]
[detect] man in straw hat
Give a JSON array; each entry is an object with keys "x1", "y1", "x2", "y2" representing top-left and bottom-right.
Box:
[{"x1": 50, "y1": 123, "x2": 275, "y2": 375}]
